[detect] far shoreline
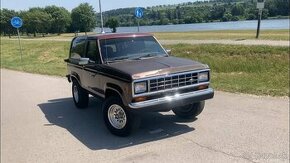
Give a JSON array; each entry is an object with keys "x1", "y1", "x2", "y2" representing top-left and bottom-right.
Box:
[{"x1": 95, "y1": 19, "x2": 290, "y2": 33}]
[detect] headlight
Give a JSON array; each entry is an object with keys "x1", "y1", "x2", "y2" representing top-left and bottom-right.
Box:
[
  {"x1": 198, "y1": 72, "x2": 209, "y2": 82},
  {"x1": 134, "y1": 81, "x2": 147, "y2": 94}
]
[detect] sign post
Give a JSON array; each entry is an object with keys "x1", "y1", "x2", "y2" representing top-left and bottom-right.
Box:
[
  {"x1": 135, "y1": 7, "x2": 143, "y2": 32},
  {"x1": 11, "y1": 17, "x2": 23, "y2": 63},
  {"x1": 256, "y1": 0, "x2": 265, "y2": 39}
]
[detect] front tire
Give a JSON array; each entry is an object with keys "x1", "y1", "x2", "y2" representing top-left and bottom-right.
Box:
[
  {"x1": 102, "y1": 96, "x2": 134, "y2": 137},
  {"x1": 173, "y1": 101, "x2": 205, "y2": 119},
  {"x1": 72, "y1": 80, "x2": 89, "y2": 109}
]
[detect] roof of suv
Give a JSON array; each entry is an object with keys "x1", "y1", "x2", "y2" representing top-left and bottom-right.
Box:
[{"x1": 83, "y1": 32, "x2": 153, "y2": 40}]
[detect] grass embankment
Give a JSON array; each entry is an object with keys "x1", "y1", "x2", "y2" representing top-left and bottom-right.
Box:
[
  {"x1": 1, "y1": 40, "x2": 69, "y2": 76},
  {"x1": 155, "y1": 29, "x2": 290, "y2": 41},
  {"x1": 1, "y1": 39, "x2": 289, "y2": 96},
  {"x1": 164, "y1": 44, "x2": 289, "y2": 96}
]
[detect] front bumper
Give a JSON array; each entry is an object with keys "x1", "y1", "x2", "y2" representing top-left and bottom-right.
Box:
[{"x1": 128, "y1": 88, "x2": 214, "y2": 111}]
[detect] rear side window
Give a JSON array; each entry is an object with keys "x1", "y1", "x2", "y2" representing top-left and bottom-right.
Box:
[
  {"x1": 86, "y1": 40, "x2": 101, "y2": 64},
  {"x1": 70, "y1": 38, "x2": 86, "y2": 59}
]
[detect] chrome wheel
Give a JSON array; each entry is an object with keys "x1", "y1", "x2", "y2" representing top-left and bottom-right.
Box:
[
  {"x1": 73, "y1": 85, "x2": 79, "y2": 103},
  {"x1": 107, "y1": 104, "x2": 127, "y2": 129}
]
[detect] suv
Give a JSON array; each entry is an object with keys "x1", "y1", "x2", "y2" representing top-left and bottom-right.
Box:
[{"x1": 65, "y1": 33, "x2": 214, "y2": 136}]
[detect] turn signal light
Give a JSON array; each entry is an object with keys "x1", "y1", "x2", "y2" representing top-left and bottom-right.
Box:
[
  {"x1": 133, "y1": 96, "x2": 147, "y2": 102},
  {"x1": 198, "y1": 85, "x2": 208, "y2": 90}
]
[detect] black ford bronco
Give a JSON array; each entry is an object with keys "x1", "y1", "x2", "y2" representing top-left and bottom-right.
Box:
[{"x1": 65, "y1": 33, "x2": 214, "y2": 136}]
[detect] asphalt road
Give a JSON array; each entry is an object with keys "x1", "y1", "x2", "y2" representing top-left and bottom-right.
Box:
[{"x1": 1, "y1": 69, "x2": 289, "y2": 163}]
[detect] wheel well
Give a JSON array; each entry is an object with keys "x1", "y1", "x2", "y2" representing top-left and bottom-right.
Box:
[
  {"x1": 105, "y1": 89, "x2": 121, "y2": 99},
  {"x1": 71, "y1": 76, "x2": 80, "y2": 84}
]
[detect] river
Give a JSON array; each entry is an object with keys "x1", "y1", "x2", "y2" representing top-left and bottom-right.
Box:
[{"x1": 95, "y1": 19, "x2": 289, "y2": 33}]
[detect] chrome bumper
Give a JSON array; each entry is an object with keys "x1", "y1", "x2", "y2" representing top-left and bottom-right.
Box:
[{"x1": 128, "y1": 88, "x2": 214, "y2": 110}]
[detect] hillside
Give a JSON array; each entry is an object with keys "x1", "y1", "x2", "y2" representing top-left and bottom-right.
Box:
[{"x1": 98, "y1": 0, "x2": 289, "y2": 27}]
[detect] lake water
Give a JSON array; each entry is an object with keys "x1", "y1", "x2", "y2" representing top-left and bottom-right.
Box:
[{"x1": 95, "y1": 19, "x2": 289, "y2": 33}]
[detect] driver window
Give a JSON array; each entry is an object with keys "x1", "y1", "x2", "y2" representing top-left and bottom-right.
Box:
[{"x1": 86, "y1": 40, "x2": 101, "y2": 64}]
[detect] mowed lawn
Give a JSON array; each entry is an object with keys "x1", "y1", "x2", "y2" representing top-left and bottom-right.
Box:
[
  {"x1": 4, "y1": 29, "x2": 289, "y2": 41},
  {"x1": 154, "y1": 29, "x2": 290, "y2": 41},
  {"x1": 1, "y1": 39, "x2": 70, "y2": 76},
  {"x1": 1, "y1": 39, "x2": 289, "y2": 96},
  {"x1": 164, "y1": 44, "x2": 289, "y2": 96}
]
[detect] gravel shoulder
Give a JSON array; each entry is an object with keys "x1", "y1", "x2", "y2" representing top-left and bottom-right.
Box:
[{"x1": 1, "y1": 69, "x2": 289, "y2": 163}]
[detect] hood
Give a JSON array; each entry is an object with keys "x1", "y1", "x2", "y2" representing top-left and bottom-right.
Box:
[{"x1": 106, "y1": 56, "x2": 208, "y2": 80}]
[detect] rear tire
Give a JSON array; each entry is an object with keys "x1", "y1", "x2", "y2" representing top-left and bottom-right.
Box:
[
  {"x1": 102, "y1": 96, "x2": 136, "y2": 137},
  {"x1": 72, "y1": 80, "x2": 89, "y2": 109},
  {"x1": 173, "y1": 101, "x2": 205, "y2": 119}
]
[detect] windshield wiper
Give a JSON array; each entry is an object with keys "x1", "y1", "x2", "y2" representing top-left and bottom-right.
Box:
[
  {"x1": 106, "y1": 52, "x2": 164, "y2": 63},
  {"x1": 106, "y1": 56, "x2": 135, "y2": 63},
  {"x1": 136, "y1": 52, "x2": 165, "y2": 60}
]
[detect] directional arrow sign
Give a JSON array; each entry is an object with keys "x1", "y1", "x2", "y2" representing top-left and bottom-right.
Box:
[
  {"x1": 11, "y1": 17, "x2": 23, "y2": 28},
  {"x1": 135, "y1": 7, "x2": 143, "y2": 19}
]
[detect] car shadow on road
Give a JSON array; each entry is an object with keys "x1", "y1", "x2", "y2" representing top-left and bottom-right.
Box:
[{"x1": 38, "y1": 97, "x2": 196, "y2": 150}]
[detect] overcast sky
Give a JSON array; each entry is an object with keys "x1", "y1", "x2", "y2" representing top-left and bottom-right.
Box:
[{"x1": 1, "y1": 0, "x2": 198, "y2": 11}]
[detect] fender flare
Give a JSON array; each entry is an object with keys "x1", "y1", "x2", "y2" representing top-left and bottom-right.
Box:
[{"x1": 70, "y1": 72, "x2": 81, "y2": 85}]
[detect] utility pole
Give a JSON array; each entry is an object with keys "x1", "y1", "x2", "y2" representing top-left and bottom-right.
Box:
[{"x1": 99, "y1": 0, "x2": 105, "y2": 33}]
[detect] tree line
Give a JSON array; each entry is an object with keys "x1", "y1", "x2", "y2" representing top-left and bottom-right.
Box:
[
  {"x1": 0, "y1": 3, "x2": 97, "y2": 37},
  {"x1": 1, "y1": 0, "x2": 289, "y2": 36},
  {"x1": 101, "y1": 0, "x2": 289, "y2": 26}
]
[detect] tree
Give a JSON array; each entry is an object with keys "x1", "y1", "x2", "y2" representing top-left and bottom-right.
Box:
[
  {"x1": 0, "y1": 9, "x2": 17, "y2": 37},
  {"x1": 231, "y1": 4, "x2": 244, "y2": 16},
  {"x1": 210, "y1": 5, "x2": 226, "y2": 20},
  {"x1": 221, "y1": 12, "x2": 232, "y2": 22},
  {"x1": 105, "y1": 17, "x2": 119, "y2": 33},
  {"x1": 44, "y1": 6, "x2": 71, "y2": 35},
  {"x1": 266, "y1": 0, "x2": 289, "y2": 17},
  {"x1": 22, "y1": 8, "x2": 52, "y2": 37},
  {"x1": 71, "y1": 3, "x2": 97, "y2": 34}
]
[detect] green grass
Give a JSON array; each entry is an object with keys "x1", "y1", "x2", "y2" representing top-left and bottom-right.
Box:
[
  {"x1": 164, "y1": 44, "x2": 289, "y2": 96},
  {"x1": 1, "y1": 39, "x2": 289, "y2": 96},
  {"x1": 2, "y1": 29, "x2": 289, "y2": 41},
  {"x1": 1, "y1": 39, "x2": 70, "y2": 76},
  {"x1": 154, "y1": 29, "x2": 290, "y2": 41}
]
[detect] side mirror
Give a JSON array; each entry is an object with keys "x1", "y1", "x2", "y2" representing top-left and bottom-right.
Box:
[
  {"x1": 79, "y1": 58, "x2": 89, "y2": 65},
  {"x1": 166, "y1": 49, "x2": 172, "y2": 55}
]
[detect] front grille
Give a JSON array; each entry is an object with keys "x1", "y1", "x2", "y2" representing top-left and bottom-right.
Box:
[{"x1": 149, "y1": 72, "x2": 198, "y2": 92}]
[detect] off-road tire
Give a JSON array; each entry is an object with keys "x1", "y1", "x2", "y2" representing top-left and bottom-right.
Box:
[
  {"x1": 173, "y1": 101, "x2": 205, "y2": 119},
  {"x1": 72, "y1": 80, "x2": 89, "y2": 109},
  {"x1": 102, "y1": 96, "x2": 136, "y2": 137}
]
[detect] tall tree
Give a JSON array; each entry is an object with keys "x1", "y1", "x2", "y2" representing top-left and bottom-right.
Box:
[
  {"x1": 266, "y1": 0, "x2": 290, "y2": 17},
  {"x1": 231, "y1": 4, "x2": 244, "y2": 16},
  {"x1": 105, "y1": 17, "x2": 119, "y2": 33},
  {"x1": 44, "y1": 6, "x2": 71, "y2": 35},
  {"x1": 22, "y1": 8, "x2": 52, "y2": 37},
  {"x1": 71, "y1": 3, "x2": 97, "y2": 34},
  {"x1": 0, "y1": 9, "x2": 18, "y2": 37},
  {"x1": 210, "y1": 5, "x2": 226, "y2": 20}
]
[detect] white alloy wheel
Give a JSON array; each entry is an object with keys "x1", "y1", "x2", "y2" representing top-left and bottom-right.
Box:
[
  {"x1": 107, "y1": 104, "x2": 127, "y2": 129},
  {"x1": 73, "y1": 85, "x2": 79, "y2": 102}
]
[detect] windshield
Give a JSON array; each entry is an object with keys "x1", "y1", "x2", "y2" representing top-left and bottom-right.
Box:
[{"x1": 99, "y1": 36, "x2": 167, "y2": 63}]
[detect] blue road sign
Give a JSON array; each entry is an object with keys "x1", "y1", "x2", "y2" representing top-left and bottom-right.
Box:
[
  {"x1": 135, "y1": 7, "x2": 143, "y2": 18},
  {"x1": 11, "y1": 17, "x2": 23, "y2": 28}
]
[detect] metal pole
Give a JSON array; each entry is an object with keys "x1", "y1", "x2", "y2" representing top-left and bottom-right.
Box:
[
  {"x1": 99, "y1": 0, "x2": 105, "y2": 33},
  {"x1": 17, "y1": 28, "x2": 23, "y2": 64},
  {"x1": 137, "y1": 19, "x2": 140, "y2": 32},
  {"x1": 256, "y1": 9, "x2": 262, "y2": 39}
]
